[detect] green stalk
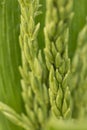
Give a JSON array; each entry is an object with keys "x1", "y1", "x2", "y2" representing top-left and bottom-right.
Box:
[{"x1": 44, "y1": 0, "x2": 73, "y2": 119}]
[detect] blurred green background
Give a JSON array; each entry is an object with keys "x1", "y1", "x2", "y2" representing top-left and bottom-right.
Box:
[
  {"x1": 69, "y1": 0, "x2": 87, "y2": 60},
  {"x1": 0, "y1": 0, "x2": 24, "y2": 130},
  {"x1": 0, "y1": 0, "x2": 87, "y2": 130}
]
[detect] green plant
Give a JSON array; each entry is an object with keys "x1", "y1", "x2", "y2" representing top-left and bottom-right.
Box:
[
  {"x1": 44, "y1": 0, "x2": 73, "y2": 118},
  {"x1": 0, "y1": 0, "x2": 87, "y2": 130}
]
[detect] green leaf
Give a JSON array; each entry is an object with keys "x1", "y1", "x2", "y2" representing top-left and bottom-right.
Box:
[
  {"x1": 0, "y1": 0, "x2": 25, "y2": 130},
  {"x1": 69, "y1": 0, "x2": 87, "y2": 60}
]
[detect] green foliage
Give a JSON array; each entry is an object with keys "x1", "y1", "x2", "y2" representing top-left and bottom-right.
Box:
[{"x1": 0, "y1": 0, "x2": 87, "y2": 130}]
